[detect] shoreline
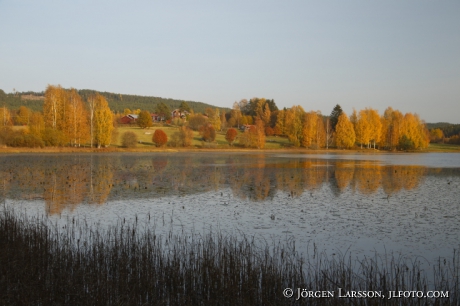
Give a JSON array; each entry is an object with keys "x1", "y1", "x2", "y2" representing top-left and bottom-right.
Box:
[{"x1": 0, "y1": 144, "x2": 459, "y2": 154}]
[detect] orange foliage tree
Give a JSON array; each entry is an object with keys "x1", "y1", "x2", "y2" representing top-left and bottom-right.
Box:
[
  {"x1": 152, "y1": 129, "x2": 168, "y2": 147},
  {"x1": 225, "y1": 128, "x2": 238, "y2": 146},
  {"x1": 199, "y1": 124, "x2": 216, "y2": 142}
]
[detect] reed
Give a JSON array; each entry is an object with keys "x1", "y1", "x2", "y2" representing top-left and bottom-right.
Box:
[{"x1": 1, "y1": 209, "x2": 458, "y2": 305}]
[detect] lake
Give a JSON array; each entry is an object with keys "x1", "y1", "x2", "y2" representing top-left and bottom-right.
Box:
[{"x1": 2, "y1": 152, "x2": 460, "y2": 265}]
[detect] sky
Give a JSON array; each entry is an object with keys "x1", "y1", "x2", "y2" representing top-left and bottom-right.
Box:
[{"x1": 1, "y1": 1, "x2": 459, "y2": 123}]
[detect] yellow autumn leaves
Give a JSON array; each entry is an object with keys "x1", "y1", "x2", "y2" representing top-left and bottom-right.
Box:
[
  {"x1": 338, "y1": 107, "x2": 429, "y2": 150},
  {"x1": 43, "y1": 85, "x2": 113, "y2": 148},
  {"x1": 276, "y1": 105, "x2": 428, "y2": 150}
]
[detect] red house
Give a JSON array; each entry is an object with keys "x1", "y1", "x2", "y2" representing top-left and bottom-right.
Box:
[{"x1": 119, "y1": 114, "x2": 138, "y2": 124}]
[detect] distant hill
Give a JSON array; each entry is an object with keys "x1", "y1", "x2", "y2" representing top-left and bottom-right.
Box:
[
  {"x1": 0, "y1": 88, "x2": 230, "y2": 114},
  {"x1": 426, "y1": 122, "x2": 460, "y2": 137}
]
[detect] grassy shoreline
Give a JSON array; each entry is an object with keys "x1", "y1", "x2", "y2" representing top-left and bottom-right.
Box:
[
  {"x1": 0, "y1": 145, "x2": 458, "y2": 154},
  {"x1": 3, "y1": 125, "x2": 459, "y2": 153}
]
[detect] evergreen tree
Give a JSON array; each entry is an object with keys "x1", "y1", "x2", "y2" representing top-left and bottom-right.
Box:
[
  {"x1": 179, "y1": 101, "x2": 191, "y2": 113},
  {"x1": 329, "y1": 104, "x2": 343, "y2": 131},
  {"x1": 155, "y1": 102, "x2": 171, "y2": 120}
]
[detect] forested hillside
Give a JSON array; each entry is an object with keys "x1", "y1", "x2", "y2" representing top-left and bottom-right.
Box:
[
  {"x1": 426, "y1": 122, "x2": 460, "y2": 137},
  {"x1": 0, "y1": 88, "x2": 229, "y2": 114}
]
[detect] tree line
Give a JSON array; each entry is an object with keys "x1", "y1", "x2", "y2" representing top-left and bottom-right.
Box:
[
  {"x1": 0, "y1": 88, "x2": 228, "y2": 116},
  {"x1": 1, "y1": 86, "x2": 113, "y2": 148},
  {"x1": 0, "y1": 85, "x2": 453, "y2": 150},
  {"x1": 213, "y1": 101, "x2": 431, "y2": 150}
]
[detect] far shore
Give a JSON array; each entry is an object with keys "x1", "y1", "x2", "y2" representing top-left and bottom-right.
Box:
[{"x1": 1, "y1": 144, "x2": 459, "y2": 154}]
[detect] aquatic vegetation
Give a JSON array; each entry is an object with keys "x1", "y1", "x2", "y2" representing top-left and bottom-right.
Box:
[{"x1": 1, "y1": 209, "x2": 458, "y2": 305}]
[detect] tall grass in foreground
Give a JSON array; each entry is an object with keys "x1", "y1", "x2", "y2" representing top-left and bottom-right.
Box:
[{"x1": 1, "y1": 209, "x2": 458, "y2": 305}]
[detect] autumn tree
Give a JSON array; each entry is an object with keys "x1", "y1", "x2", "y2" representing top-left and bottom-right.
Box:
[
  {"x1": 380, "y1": 107, "x2": 404, "y2": 150},
  {"x1": 41, "y1": 128, "x2": 67, "y2": 146},
  {"x1": 255, "y1": 101, "x2": 272, "y2": 128},
  {"x1": 238, "y1": 119, "x2": 265, "y2": 149},
  {"x1": 275, "y1": 109, "x2": 286, "y2": 136},
  {"x1": 87, "y1": 95, "x2": 96, "y2": 147},
  {"x1": 265, "y1": 126, "x2": 274, "y2": 136},
  {"x1": 239, "y1": 125, "x2": 258, "y2": 148},
  {"x1": 15, "y1": 106, "x2": 31, "y2": 125},
  {"x1": 241, "y1": 98, "x2": 278, "y2": 117},
  {"x1": 43, "y1": 85, "x2": 67, "y2": 131},
  {"x1": 28, "y1": 111, "x2": 45, "y2": 137},
  {"x1": 285, "y1": 105, "x2": 305, "y2": 147},
  {"x1": 169, "y1": 126, "x2": 194, "y2": 147},
  {"x1": 43, "y1": 86, "x2": 89, "y2": 146},
  {"x1": 67, "y1": 89, "x2": 89, "y2": 147},
  {"x1": 301, "y1": 111, "x2": 318, "y2": 148},
  {"x1": 253, "y1": 98, "x2": 266, "y2": 121},
  {"x1": 255, "y1": 118, "x2": 266, "y2": 149},
  {"x1": 206, "y1": 108, "x2": 221, "y2": 131},
  {"x1": 315, "y1": 115, "x2": 326, "y2": 148},
  {"x1": 335, "y1": 113, "x2": 356, "y2": 149},
  {"x1": 225, "y1": 128, "x2": 238, "y2": 146},
  {"x1": 92, "y1": 94, "x2": 113, "y2": 148},
  {"x1": 230, "y1": 101, "x2": 242, "y2": 128},
  {"x1": 121, "y1": 131, "x2": 138, "y2": 148},
  {"x1": 429, "y1": 129, "x2": 444, "y2": 143},
  {"x1": 188, "y1": 114, "x2": 208, "y2": 131},
  {"x1": 0, "y1": 106, "x2": 12, "y2": 126},
  {"x1": 366, "y1": 108, "x2": 382, "y2": 149},
  {"x1": 152, "y1": 129, "x2": 168, "y2": 147},
  {"x1": 137, "y1": 110, "x2": 153, "y2": 128},
  {"x1": 400, "y1": 113, "x2": 429, "y2": 150},
  {"x1": 355, "y1": 109, "x2": 371, "y2": 148},
  {"x1": 220, "y1": 111, "x2": 227, "y2": 130},
  {"x1": 240, "y1": 115, "x2": 253, "y2": 125},
  {"x1": 199, "y1": 124, "x2": 216, "y2": 142}
]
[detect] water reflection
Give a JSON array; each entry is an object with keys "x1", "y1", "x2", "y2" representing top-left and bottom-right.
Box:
[{"x1": 1, "y1": 153, "x2": 458, "y2": 215}]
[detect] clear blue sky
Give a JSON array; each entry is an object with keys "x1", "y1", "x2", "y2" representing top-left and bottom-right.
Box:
[{"x1": 1, "y1": 1, "x2": 459, "y2": 123}]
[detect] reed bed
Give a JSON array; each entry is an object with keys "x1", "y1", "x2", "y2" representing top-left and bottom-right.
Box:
[{"x1": 1, "y1": 209, "x2": 458, "y2": 305}]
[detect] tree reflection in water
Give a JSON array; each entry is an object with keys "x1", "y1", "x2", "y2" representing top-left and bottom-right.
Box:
[{"x1": 0, "y1": 153, "x2": 454, "y2": 215}]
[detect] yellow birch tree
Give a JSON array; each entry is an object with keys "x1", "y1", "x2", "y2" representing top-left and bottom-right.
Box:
[
  {"x1": 335, "y1": 113, "x2": 356, "y2": 149},
  {"x1": 355, "y1": 109, "x2": 371, "y2": 148},
  {"x1": 0, "y1": 106, "x2": 12, "y2": 126},
  {"x1": 285, "y1": 105, "x2": 305, "y2": 147},
  {"x1": 275, "y1": 109, "x2": 286, "y2": 135},
  {"x1": 67, "y1": 89, "x2": 90, "y2": 146},
  {"x1": 315, "y1": 114, "x2": 326, "y2": 148},
  {"x1": 43, "y1": 85, "x2": 67, "y2": 131},
  {"x1": 301, "y1": 111, "x2": 317, "y2": 148},
  {"x1": 366, "y1": 108, "x2": 382, "y2": 149},
  {"x1": 92, "y1": 94, "x2": 113, "y2": 148}
]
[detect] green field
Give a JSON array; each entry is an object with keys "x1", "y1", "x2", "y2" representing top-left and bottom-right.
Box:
[
  {"x1": 114, "y1": 125, "x2": 291, "y2": 149},
  {"x1": 427, "y1": 143, "x2": 460, "y2": 152}
]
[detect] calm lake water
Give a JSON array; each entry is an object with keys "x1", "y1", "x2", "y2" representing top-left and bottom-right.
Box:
[{"x1": 2, "y1": 152, "x2": 460, "y2": 265}]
